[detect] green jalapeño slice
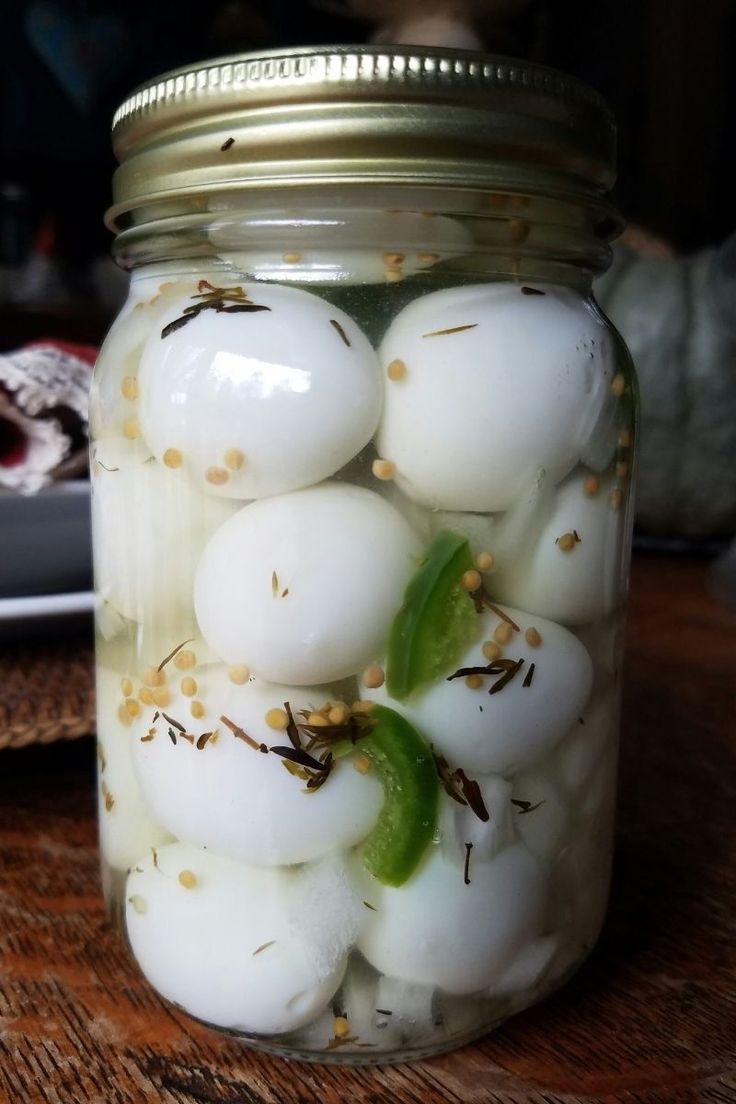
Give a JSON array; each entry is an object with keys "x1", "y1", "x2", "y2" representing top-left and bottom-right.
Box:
[{"x1": 386, "y1": 530, "x2": 478, "y2": 701}]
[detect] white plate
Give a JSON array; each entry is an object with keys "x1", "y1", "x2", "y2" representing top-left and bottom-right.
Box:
[{"x1": 0, "y1": 590, "x2": 95, "y2": 642}]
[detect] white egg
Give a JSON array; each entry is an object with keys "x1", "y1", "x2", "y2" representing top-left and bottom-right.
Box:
[
  {"x1": 132, "y1": 666, "x2": 382, "y2": 866},
  {"x1": 492, "y1": 934, "x2": 558, "y2": 997},
  {"x1": 125, "y1": 843, "x2": 353, "y2": 1034},
  {"x1": 491, "y1": 470, "x2": 626, "y2": 625},
  {"x1": 90, "y1": 276, "x2": 197, "y2": 450},
  {"x1": 438, "y1": 773, "x2": 515, "y2": 867},
  {"x1": 556, "y1": 691, "x2": 617, "y2": 797},
  {"x1": 194, "y1": 483, "x2": 422, "y2": 684},
  {"x1": 96, "y1": 668, "x2": 172, "y2": 871},
  {"x1": 354, "y1": 843, "x2": 547, "y2": 995},
  {"x1": 92, "y1": 458, "x2": 239, "y2": 625},
  {"x1": 510, "y1": 762, "x2": 570, "y2": 868},
  {"x1": 377, "y1": 283, "x2": 616, "y2": 511},
  {"x1": 137, "y1": 282, "x2": 381, "y2": 499},
  {"x1": 365, "y1": 607, "x2": 593, "y2": 776}
]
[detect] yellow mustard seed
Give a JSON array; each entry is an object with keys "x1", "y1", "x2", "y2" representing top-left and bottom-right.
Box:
[
  {"x1": 178, "y1": 870, "x2": 197, "y2": 889},
  {"x1": 307, "y1": 712, "x2": 329, "y2": 727},
  {"x1": 205, "y1": 466, "x2": 229, "y2": 486},
  {"x1": 353, "y1": 755, "x2": 372, "y2": 775},
  {"x1": 125, "y1": 698, "x2": 141, "y2": 718},
  {"x1": 190, "y1": 700, "x2": 205, "y2": 719},
  {"x1": 333, "y1": 1016, "x2": 351, "y2": 1039},
  {"x1": 482, "y1": 640, "x2": 502, "y2": 662},
  {"x1": 328, "y1": 704, "x2": 350, "y2": 726},
  {"x1": 611, "y1": 373, "x2": 626, "y2": 397},
  {"x1": 228, "y1": 665, "x2": 250, "y2": 685},
  {"x1": 493, "y1": 622, "x2": 513, "y2": 646},
  {"x1": 121, "y1": 677, "x2": 133, "y2": 697},
  {"x1": 163, "y1": 447, "x2": 183, "y2": 469},
  {"x1": 465, "y1": 674, "x2": 483, "y2": 690},
  {"x1": 476, "y1": 551, "x2": 494, "y2": 572},
  {"x1": 461, "y1": 569, "x2": 482, "y2": 592},
  {"x1": 386, "y1": 358, "x2": 407, "y2": 381},
  {"x1": 351, "y1": 700, "x2": 374, "y2": 715},
  {"x1": 121, "y1": 376, "x2": 138, "y2": 401},
  {"x1": 117, "y1": 705, "x2": 132, "y2": 728},
  {"x1": 583, "y1": 474, "x2": 600, "y2": 497},
  {"x1": 152, "y1": 687, "x2": 170, "y2": 708},
  {"x1": 265, "y1": 707, "x2": 289, "y2": 731},
  {"x1": 616, "y1": 461, "x2": 629, "y2": 480},
  {"x1": 139, "y1": 687, "x2": 154, "y2": 706},
  {"x1": 372, "y1": 458, "x2": 396, "y2": 481},
  {"x1": 122, "y1": 417, "x2": 140, "y2": 440},
  {"x1": 282, "y1": 251, "x2": 302, "y2": 263},
  {"x1": 180, "y1": 676, "x2": 197, "y2": 698},
  {"x1": 383, "y1": 252, "x2": 404, "y2": 267},
  {"x1": 384, "y1": 269, "x2": 402, "y2": 283},
  {"x1": 417, "y1": 251, "x2": 440, "y2": 264},
  {"x1": 609, "y1": 488, "x2": 623, "y2": 512},
  {"x1": 556, "y1": 532, "x2": 576, "y2": 552},
  {"x1": 174, "y1": 650, "x2": 196, "y2": 671},
  {"x1": 128, "y1": 894, "x2": 147, "y2": 915},
  {"x1": 525, "y1": 627, "x2": 543, "y2": 647},
  {"x1": 142, "y1": 666, "x2": 165, "y2": 688},
  {"x1": 362, "y1": 665, "x2": 385, "y2": 689},
  {"x1": 619, "y1": 428, "x2": 632, "y2": 448},
  {"x1": 224, "y1": 448, "x2": 245, "y2": 471}
]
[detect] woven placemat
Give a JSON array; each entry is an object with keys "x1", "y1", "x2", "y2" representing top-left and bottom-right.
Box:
[{"x1": 0, "y1": 638, "x2": 95, "y2": 750}]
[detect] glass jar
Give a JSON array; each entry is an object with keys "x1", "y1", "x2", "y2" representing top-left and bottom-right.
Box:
[{"x1": 91, "y1": 46, "x2": 636, "y2": 1064}]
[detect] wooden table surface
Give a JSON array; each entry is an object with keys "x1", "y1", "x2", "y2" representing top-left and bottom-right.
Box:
[{"x1": 1, "y1": 554, "x2": 735, "y2": 1104}]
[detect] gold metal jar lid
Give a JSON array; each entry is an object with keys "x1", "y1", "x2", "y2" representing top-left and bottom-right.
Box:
[{"x1": 107, "y1": 45, "x2": 616, "y2": 230}]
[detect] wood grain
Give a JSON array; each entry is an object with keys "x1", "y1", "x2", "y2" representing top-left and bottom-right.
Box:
[{"x1": 0, "y1": 554, "x2": 734, "y2": 1104}]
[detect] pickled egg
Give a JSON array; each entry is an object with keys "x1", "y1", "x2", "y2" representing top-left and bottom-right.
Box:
[
  {"x1": 491, "y1": 470, "x2": 626, "y2": 625},
  {"x1": 132, "y1": 667, "x2": 382, "y2": 866},
  {"x1": 194, "y1": 483, "x2": 422, "y2": 684},
  {"x1": 354, "y1": 843, "x2": 547, "y2": 994},
  {"x1": 125, "y1": 843, "x2": 354, "y2": 1034},
  {"x1": 137, "y1": 282, "x2": 381, "y2": 499},
  {"x1": 96, "y1": 667, "x2": 172, "y2": 871},
  {"x1": 92, "y1": 458, "x2": 238, "y2": 624},
  {"x1": 365, "y1": 607, "x2": 592, "y2": 776},
  {"x1": 377, "y1": 284, "x2": 616, "y2": 511}
]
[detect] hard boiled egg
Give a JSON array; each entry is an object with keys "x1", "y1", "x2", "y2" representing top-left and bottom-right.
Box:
[
  {"x1": 365, "y1": 607, "x2": 592, "y2": 776},
  {"x1": 132, "y1": 666, "x2": 382, "y2": 866},
  {"x1": 137, "y1": 282, "x2": 381, "y2": 499},
  {"x1": 194, "y1": 482, "x2": 422, "y2": 684},
  {"x1": 354, "y1": 842, "x2": 547, "y2": 995},
  {"x1": 125, "y1": 843, "x2": 357, "y2": 1034},
  {"x1": 377, "y1": 283, "x2": 616, "y2": 511},
  {"x1": 491, "y1": 470, "x2": 627, "y2": 625},
  {"x1": 96, "y1": 667, "x2": 172, "y2": 871},
  {"x1": 92, "y1": 458, "x2": 239, "y2": 625}
]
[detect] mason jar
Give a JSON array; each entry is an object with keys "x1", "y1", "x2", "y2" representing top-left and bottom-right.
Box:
[{"x1": 91, "y1": 46, "x2": 636, "y2": 1063}]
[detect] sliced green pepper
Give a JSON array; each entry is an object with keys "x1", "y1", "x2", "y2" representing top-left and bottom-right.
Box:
[
  {"x1": 357, "y1": 704, "x2": 438, "y2": 887},
  {"x1": 386, "y1": 530, "x2": 477, "y2": 701}
]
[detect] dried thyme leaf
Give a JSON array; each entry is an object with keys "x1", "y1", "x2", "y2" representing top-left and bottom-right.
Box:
[
  {"x1": 220, "y1": 137, "x2": 235, "y2": 151},
  {"x1": 196, "y1": 731, "x2": 213, "y2": 750},
  {"x1": 511, "y1": 798, "x2": 545, "y2": 815},
  {"x1": 422, "y1": 324, "x2": 478, "y2": 338},
  {"x1": 157, "y1": 638, "x2": 194, "y2": 673},
  {"x1": 252, "y1": 940, "x2": 276, "y2": 956},
  {"x1": 270, "y1": 745, "x2": 327, "y2": 773},
  {"x1": 363, "y1": 901, "x2": 378, "y2": 911},
  {"x1": 168, "y1": 729, "x2": 177, "y2": 746},
  {"x1": 283, "y1": 701, "x2": 301, "y2": 751},
  {"x1": 375, "y1": 1008, "x2": 393, "y2": 1016},
  {"x1": 463, "y1": 841, "x2": 473, "y2": 885},
  {"x1": 162, "y1": 712, "x2": 186, "y2": 733},
  {"x1": 140, "y1": 729, "x2": 156, "y2": 743},
  {"x1": 432, "y1": 750, "x2": 467, "y2": 806},
  {"x1": 521, "y1": 286, "x2": 546, "y2": 295},
  {"x1": 271, "y1": 571, "x2": 279, "y2": 597},
  {"x1": 456, "y1": 769, "x2": 489, "y2": 822},
  {"x1": 97, "y1": 462, "x2": 119, "y2": 472},
  {"x1": 522, "y1": 662, "x2": 535, "y2": 688},
  {"x1": 489, "y1": 658, "x2": 525, "y2": 695},
  {"x1": 329, "y1": 319, "x2": 351, "y2": 347}
]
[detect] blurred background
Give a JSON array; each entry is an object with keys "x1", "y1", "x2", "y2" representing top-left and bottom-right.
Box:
[{"x1": 1, "y1": 0, "x2": 735, "y2": 617}]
